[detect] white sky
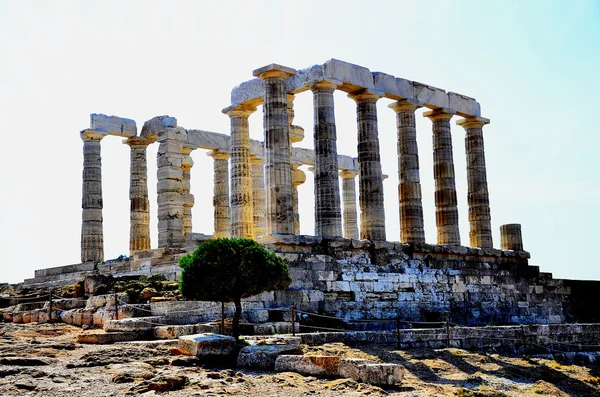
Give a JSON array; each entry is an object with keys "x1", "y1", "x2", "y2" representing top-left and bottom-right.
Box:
[{"x1": 1, "y1": 1, "x2": 599, "y2": 284}]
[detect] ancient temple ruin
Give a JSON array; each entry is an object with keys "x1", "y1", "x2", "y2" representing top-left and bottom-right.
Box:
[{"x1": 25, "y1": 59, "x2": 600, "y2": 326}]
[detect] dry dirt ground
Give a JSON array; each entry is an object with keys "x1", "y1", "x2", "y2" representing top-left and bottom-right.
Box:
[{"x1": 1, "y1": 323, "x2": 600, "y2": 396}]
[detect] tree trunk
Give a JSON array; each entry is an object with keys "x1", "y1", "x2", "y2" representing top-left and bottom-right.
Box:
[{"x1": 232, "y1": 298, "x2": 242, "y2": 341}]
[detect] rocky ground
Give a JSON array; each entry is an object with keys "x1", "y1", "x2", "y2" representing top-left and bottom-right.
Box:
[{"x1": 1, "y1": 322, "x2": 600, "y2": 396}]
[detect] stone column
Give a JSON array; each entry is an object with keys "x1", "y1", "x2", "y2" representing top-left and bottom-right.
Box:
[
  {"x1": 125, "y1": 137, "x2": 153, "y2": 254},
  {"x1": 500, "y1": 224, "x2": 523, "y2": 251},
  {"x1": 424, "y1": 108, "x2": 460, "y2": 245},
  {"x1": 250, "y1": 155, "x2": 267, "y2": 237},
  {"x1": 349, "y1": 89, "x2": 386, "y2": 241},
  {"x1": 312, "y1": 81, "x2": 343, "y2": 237},
  {"x1": 291, "y1": 163, "x2": 306, "y2": 235},
  {"x1": 209, "y1": 150, "x2": 231, "y2": 238},
  {"x1": 224, "y1": 104, "x2": 256, "y2": 239},
  {"x1": 253, "y1": 64, "x2": 296, "y2": 235},
  {"x1": 389, "y1": 100, "x2": 426, "y2": 244},
  {"x1": 339, "y1": 170, "x2": 359, "y2": 239},
  {"x1": 181, "y1": 148, "x2": 195, "y2": 241},
  {"x1": 457, "y1": 116, "x2": 493, "y2": 248},
  {"x1": 157, "y1": 126, "x2": 186, "y2": 248},
  {"x1": 80, "y1": 130, "x2": 107, "y2": 263}
]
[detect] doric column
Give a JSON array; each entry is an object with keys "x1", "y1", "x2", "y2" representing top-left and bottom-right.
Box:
[
  {"x1": 209, "y1": 150, "x2": 231, "y2": 238},
  {"x1": 339, "y1": 170, "x2": 359, "y2": 239},
  {"x1": 312, "y1": 81, "x2": 343, "y2": 237},
  {"x1": 156, "y1": 126, "x2": 186, "y2": 248},
  {"x1": 424, "y1": 108, "x2": 460, "y2": 245},
  {"x1": 253, "y1": 64, "x2": 296, "y2": 235},
  {"x1": 250, "y1": 155, "x2": 266, "y2": 237},
  {"x1": 80, "y1": 130, "x2": 107, "y2": 263},
  {"x1": 291, "y1": 163, "x2": 306, "y2": 235},
  {"x1": 457, "y1": 116, "x2": 493, "y2": 248},
  {"x1": 500, "y1": 224, "x2": 523, "y2": 251},
  {"x1": 348, "y1": 89, "x2": 386, "y2": 241},
  {"x1": 224, "y1": 104, "x2": 256, "y2": 239},
  {"x1": 181, "y1": 148, "x2": 195, "y2": 241},
  {"x1": 388, "y1": 100, "x2": 426, "y2": 244},
  {"x1": 125, "y1": 137, "x2": 153, "y2": 254}
]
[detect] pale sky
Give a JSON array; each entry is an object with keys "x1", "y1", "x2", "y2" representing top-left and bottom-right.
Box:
[{"x1": 0, "y1": 1, "x2": 598, "y2": 284}]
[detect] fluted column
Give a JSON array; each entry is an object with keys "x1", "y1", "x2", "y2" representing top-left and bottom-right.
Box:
[
  {"x1": 253, "y1": 64, "x2": 296, "y2": 235},
  {"x1": 339, "y1": 170, "x2": 359, "y2": 239},
  {"x1": 424, "y1": 108, "x2": 460, "y2": 245},
  {"x1": 181, "y1": 148, "x2": 195, "y2": 241},
  {"x1": 224, "y1": 105, "x2": 256, "y2": 238},
  {"x1": 349, "y1": 90, "x2": 386, "y2": 241},
  {"x1": 500, "y1": 224, "x2": 523, "y2": 251},
  {"x1": 389, "y1": 100, "x2": 425, "y2": 243},
  {"x1": 291, "y1": 163, "x2": 306, "y2": 235},
  {"x1": 125, "y1": 137, "x2": 153, "y2": 254},
  {"x1": 312, "y1": 81, "x2": 343, "y2": 237},
  {"x1": 457, "y1": 116, "x2": 493, "y2": 248},
  {"x1": 250, "y1": 155, "x2": 267, "y2": 237},
  {"x1": 208, "y1": 150, "x2": 231, "y2": 238},
  {"x1": 157, "y1": 126, "x2": 186, "y2": 248},
  {"x1": 81, "y1": 130, "x2": 107, "y2": 262}
]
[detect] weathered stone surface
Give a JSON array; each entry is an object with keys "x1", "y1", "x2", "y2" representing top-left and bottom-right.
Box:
[
  {"x1": 339, "y1": 171, "x2": 359, "y2": 239},
  {"x1": 178, "y1": 333, "x2": 236, "y2": 357},
  {"x1": 0, "y1": 356, "x2": 55, "y2": 366},
  {"x1": 338, "y1": 358, "x2": 404, "y2": 386},
  {"x1": 250, "y1": 155, "x2": 267, "y2": 236},
  {"x1": 237, "y1": 344, "x2": 302, "y2": 370},
  {"x1": 106, "y1": 362, "x2": 156, "y2": 383},
  {"x1": 153, "y1": 325, "x2": 197, "y2": 340},
  {"x1": 275, "y1": 355, "x2": 340, "y2": 376},
  {"x1": 104, "y1": 317, "x2": 163, "y2": 332},
  {"x1": 349, "y1": 90, "x2": 386, "y2": 241},
  {"x1": 90, "y1": 113, "x2": 137, "y2": 137},
  {"x1": 78, "y1": 330, "x2": 140, "y2": 344},
  {"x1": 424, "y1": 108, "x2": 460, "y2": 245},
  {"x1": 125, "y1": 137, "x2": 153, "y2": 253},
  {"x1": 141, "y1": 115, "x2": 177, "y2": 139},
  {"x1": 500, "y1": 223, "x2": 524, "y2": 251},
  {"x1": 209, "y1": 150, "x2": 231, "y2": 238}
]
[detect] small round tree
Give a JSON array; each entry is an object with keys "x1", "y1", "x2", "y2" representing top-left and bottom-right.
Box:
[{"x1": 178, "y1": 238, "x2": 291, "y2": 340}]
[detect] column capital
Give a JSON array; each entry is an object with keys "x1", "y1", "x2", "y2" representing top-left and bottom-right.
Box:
[
  {"x1": 290, "y1": 125, "x2": 304, "y2": 144},
  {"x1": 348, "y1": 88, "x2": 384, "y2": 103},
  {"x1": 388, "y1": 99, "x2": 422, "y2": 113},
  {"x1": 253, "y1": 63, "x2": 296, "y2": 80},
  {"x1": 80, "y1": 129, "x2": 108, "y2": 141},
  {"x1": 181, "y1": 155, "x2": 194, "y2": 171},
  {"x1": 250, "y1": 154, "x2": 265, "y2": 166},
  {"x1": 310, "y1": 80, "x2": 340, "y2": 93},
  {"x1": 222, "y1": 104, "x2": 257, "y2": 118},
  {"x1": 423, "y1": 108, "x2": 456, "y2": 121},
  {"x1": 292, "y1": 167, "x2": 306, "y2": 186},
  {"x1": 208, "y1": 150, "x2": 230, "y2": 160},
  {"x1": 339, "y1": 170, "x2": 358, "y2": 179},
  {"x1": 456, "y1": 116, "x2": 490, "y2": 129},
  {"x1": 124, "y1": 136, "x2": 154, "y2": 147}
]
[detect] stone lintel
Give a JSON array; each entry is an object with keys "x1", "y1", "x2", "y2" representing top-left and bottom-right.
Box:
[
  {"x1": 141, "y1": 116, "x2": 177, "y2": 140},
  {"x1": 80, "y1": 129, "x2": 109, "y2": 141},
  {"x1": 252, "y1": 64, "x2": 296, "y2": 79},
  {"x1": 423, "y1": 108, "x2": 456, "y2": 120},
  {"x1": 90, "y1": 113, "x2": 137, "y2": 138},
  {"x1": 186, "y1": 129, "x2": 230, "y2": 151},
  {"x1": 456, "y1": 116, "x2": 490, "y2": 129}
]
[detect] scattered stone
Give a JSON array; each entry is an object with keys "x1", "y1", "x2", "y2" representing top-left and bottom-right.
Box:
[
  {"x1": 170, "y1": 356, "x2": 200, "y2": 367},
  {"x1": 0, "y1": 356, "x2": 54, "y2": 366},
  {"x1": 128, "y1": 374, "x2": 188, "y2": 394},
  {"x1": 139, "y1": 287, "x2": 157, "y2": 300},
  {"x1": 237, "y1": 344, "x2": 303, "y2": 370},
  {"x1": 77, "y1": 330, "x2": 139, "y2": 344},
  {"x1": 106, "y1": 362, "x2": 156, "y2": 383},
  {"x1": 274, "y1": 355, "x2": 340, "y2": 376},
  {"x1": 178, "y1": 333, "x2": 236, "y2": 357},
  {"x1": 339, "y1": 358, "x2": 404, "y2": 386}
]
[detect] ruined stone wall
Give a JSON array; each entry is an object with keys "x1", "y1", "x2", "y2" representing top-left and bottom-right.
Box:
[{"x1": 260, "y1": 236, "x2": 580, "y2": 327}]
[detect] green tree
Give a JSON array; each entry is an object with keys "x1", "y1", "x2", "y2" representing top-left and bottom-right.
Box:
[{"x1": 178, "y1": 238, "x2": 291, "y2": 340}]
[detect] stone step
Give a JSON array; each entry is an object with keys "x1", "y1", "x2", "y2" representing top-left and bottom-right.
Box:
[
  {"x1": 77, "y1": 330, "x2": 140, "y2": 344},
  {"x1": 104, "y1": 316, "x2": 168, "y2": 332}
]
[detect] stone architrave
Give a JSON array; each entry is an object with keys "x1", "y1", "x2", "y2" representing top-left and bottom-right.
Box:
[
  {"x1": 349, "y1": 89, "x2": 386, "y2": 241},
  {"x1": 224, "y1": 104, "x2": 256, "y2": 239},
  {"x1": 250, "y1": 155, "x2": 267, "y2": 237},
  {"x1": 311, "y1": 81, "x2": 343, "y2": 237},
  {"x1": 457, "y1": 116, "x2": 493, "y2": 248},
  {"x1": 80, "y1": 129, "x2": 108, "y2": 263},
  {"x1": 209, "y1": 150, "x2": 231, "y2": 238},
  {"x1": 424, "y1": 108, "x2": 460, "y2": 245},
  {"x1": 156, "y1": 126, "x2": 186, "y2": 248},
  {"x1": 181, "y1": 148, "x2": 195, "y2": 240},
  {"x1": 388, "y1": 100, "x2": 426, "y2": 244},
  {"x1": 124, "y1": 137, "x2": 153, "y2": 253},
  {"x1": 339, "y1": 170, "x2": 359, "y2": 239},
  {"x1": 253, "y1": 64, "x2": 296, "y2": 235}
]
